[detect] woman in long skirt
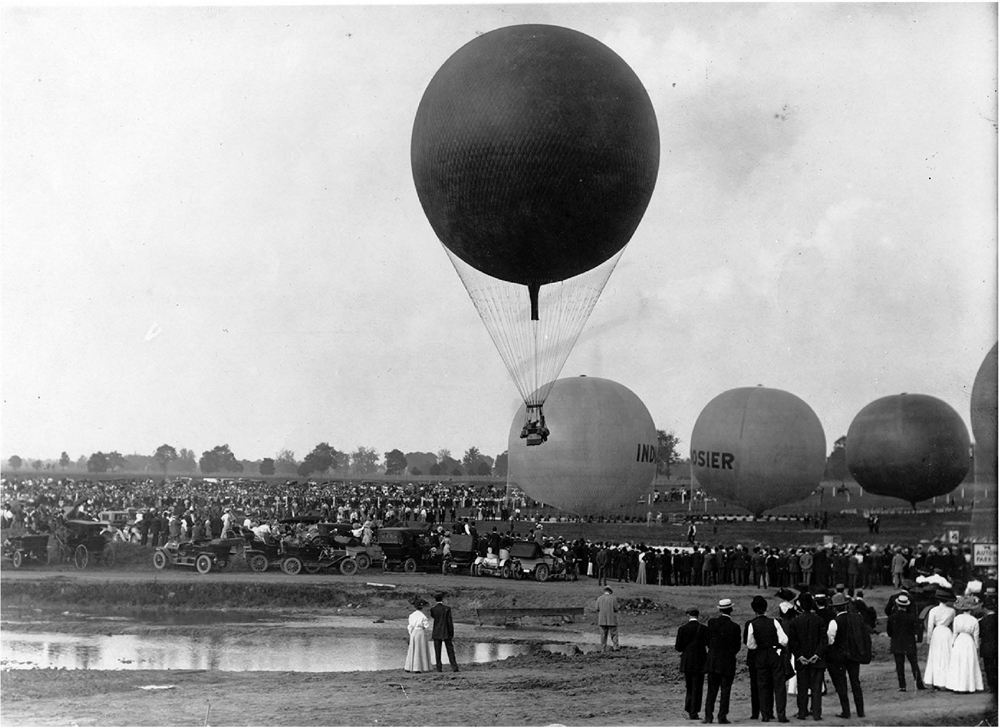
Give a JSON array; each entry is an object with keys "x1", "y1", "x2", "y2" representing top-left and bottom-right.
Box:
[
  {"x1": 404, "y1": 597, "x2": 434, "y2": 673},
  {"x1": 923, "y1": 590, "x2": 957, "y2": 689},
  {"x1": 635, "y1": 549, "x2": 647, "y2": 585},
  {"x1": 945, "y1": 596, "x2": 984, "y2": 692}
]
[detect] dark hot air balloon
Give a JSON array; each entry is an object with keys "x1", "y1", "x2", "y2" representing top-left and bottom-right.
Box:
[
  {"x1": 846, "y1": 393, "x2": 970, "y2": 507},
  {"x1": 689, "y1": 386, "x2": 826, "y2": 517},
  {"x1": 971, "y1": 343, "x2": 998, "y2": 484},
  {"x1": 507, "y1": 376, "x2": 658, "y2": 515},
  {"x1": 412, "y1": 25, "x2": 660, "y2": 444}
]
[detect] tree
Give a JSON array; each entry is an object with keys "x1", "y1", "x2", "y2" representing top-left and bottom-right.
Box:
[
  {"x1": 32, "y1": 459, "x2": 43, "y2": 470},
  {"x1": 199, "y1": 444, "x2": 244, "y2": 474},
  {"x1": 176, "y1": 448, "x2": 198, "y2": 473},
  {"x1": 154, "y1": 444, "x2": 179, "y2": 475},
  {"x1": 350, "y1": 446, "x2": 381, "y2": 475},
  {"x1": 656, "y1": 430, "x2": 682, "y2": 477},
  {"x1": 87, "y1": 452, "x2": 109, "y2": 473},
  {"x1": 475, "y1": 460, "x2": 492, "y2": 476},
  {"x1": 429, "y1": 462, "x2": 442, "y2": 476},
  {"x1": 107, "y1": 451, "x2": 128, "y2": 472},
  {"x1": 275, "y1": 449, "x2": 299, "y2": 475},
  {"x1": 384, "y1": 449, "x2": 408, "y2": 475},
  {"x1": 493, "y1": 451, "x2": 508, "y2": 478},
  {"x1": 462, "y1": 447, "x2": 484, "y2": 473},
  {"x1": 825, "y1": 435, "x2": 849, "y2": 482},
  {"x1": 75, "y1": 455, "x2": 88, "y2": 469},
  {"x1": 8, "y1": 455, "x2": 22, "y2": 471},
  {"x1": 437, "y1": 451, "x2": 462, "y2": 476},
  {"x1": 410, "y1": 466, "x2": 423, "y2": 476},
  {"x1": 298, "y1": 442, "x2": 342, "y2": 477},
  {"x1": 59, "y1": 452, "x2": 70, "y2": 469},
  {"x1": 259, "y1": 457, "x2": 276, "y2": 476}
]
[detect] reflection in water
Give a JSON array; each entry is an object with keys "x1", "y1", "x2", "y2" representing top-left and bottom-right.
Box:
[{"x1": 1, "y1": 631, "x2": 603, "y2": 672}]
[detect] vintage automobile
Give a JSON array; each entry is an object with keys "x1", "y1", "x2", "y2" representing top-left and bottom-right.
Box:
[
  {"x1": 442, "y1": 533, "x2": 478, "y2": 575},
  {"x1": 319, "y1": 522, "x2": 384, "y2": 570},
  {"x1": 153, "y1": 537, "x2": 242, "y2": 574},
  {"x1": 508, "y1": 540, "x2": 571, "y2": 582},
  {"x1": 235, "y1": 525, "x2": 286, "y2": 573},
  {"x1": 52, "y1": 519, "x2": 116, "y2": 569},
  {"x1": 473, "y1": 550, "x2": 516, "y2": 579},
  {"x1": 2, "y1": 532, "x2": 53, "y2": 568},
  {"x1": 379, "y1": 526, "x2": 445, "y2": 574}
]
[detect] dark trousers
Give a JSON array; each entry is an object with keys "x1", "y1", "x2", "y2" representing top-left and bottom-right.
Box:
[
  {"x1": 796, "y1": 664, "x2": 824, "y2": 718},
  {"x1": 683, "y1": 672, "x2": 705, "y2": 716},
  {"x1": 705, "y1": 672, "x2": 734, "y2": 720},
  {"x1": 747, "y1": 655, "x2": 759, "y2": 717},
  {"x1": 433, "y1": 639, "x2": 458, "y2": 671},
  {"x1": 893, "y1": 652, "x2": 923, "y2": 689},
  {"x1": 828, "y1": 660, "x2": 864, "y2": 717},
  {"x1": 757, "y1": 661, "x2": 787, "y2": 720},
  {"x1": 983, "y1": 655, "x2": 998, "y2": 694}
]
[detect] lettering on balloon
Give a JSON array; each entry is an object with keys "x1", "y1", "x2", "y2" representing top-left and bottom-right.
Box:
[
  {"x1": 635, "y1": 444, "x2": 658, "y2": 463},
  {"x1": 691, "y1": 450, "x2": 735, "y2": 469}
]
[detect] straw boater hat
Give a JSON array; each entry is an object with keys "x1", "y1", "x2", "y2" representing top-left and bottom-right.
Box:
[
  {"x1": 896, "y1": 594, "x2": 911, "y2": 607},
  {"x1": 718, "y1": 598, "x2": 733, "y2": 612}
]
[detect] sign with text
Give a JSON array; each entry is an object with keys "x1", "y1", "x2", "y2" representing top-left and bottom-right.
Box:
[{"x1": 974, "y1": 543, "x2": 998, "y2": 567}]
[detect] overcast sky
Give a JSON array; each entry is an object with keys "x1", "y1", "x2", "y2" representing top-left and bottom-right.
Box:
[{"x1": 2, "y1": 3, "x2": 996, "y2": 466}]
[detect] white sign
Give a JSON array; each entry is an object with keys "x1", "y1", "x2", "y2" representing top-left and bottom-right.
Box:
[
  {"x1": 974, "y1": 543, "x2": 998, "y2": 567},
  {"x1": 948, "y1": 530, "x2": 960, "y2": 544}
]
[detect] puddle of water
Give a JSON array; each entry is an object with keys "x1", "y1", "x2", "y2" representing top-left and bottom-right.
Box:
[{"x1": 0, "y1": 631, "x2": 603, "y2": 671}]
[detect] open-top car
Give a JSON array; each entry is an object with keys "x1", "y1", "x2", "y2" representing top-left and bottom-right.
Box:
[
  {"x1": 2, "y1": 531, "x2": 53, "y2": 568},
  {"x1": 52, "y1": 519, "x2": 116, "y2": 569},
  {"x1": 153, "y1": 537, "x2": 242, "y2": 574}
]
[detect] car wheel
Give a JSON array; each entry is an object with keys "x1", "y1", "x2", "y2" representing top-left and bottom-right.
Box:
[
  {"x1": 501, "y1": 563, "x2": 512, "y2": 579},
  {"x1": 403, "y1": 558, "x2": 417, "y2": 574},
  {"x1": 248, "y1": 553, "x2": 269, "y2": 573},
  {"x1": 74, "y1": 544, "x2": 89, "y2": 570},
  {"x1": 355, "y1": 554, "x2": 371, "y2": 570},
  {"x1": 12, "y1": 550, "x2": 23, "y2": 568},
  {"x1": 282, "y1": 557, "x2": 303, "y2": 575},
  {"x1": 153, "y1": 550, "x2": 168, "y2": 570},
  {"x1": 535, "y1": 563, "x2": 550, "y2": 582},
  {"x1": 103, "y1": 543, "x2": 116, "y2": 568},
  {"x1": 340, "y1": 558, "x2": 358, "y2": 576},
  {"x1": 195, "y1": 553, "x2": 213, "y2": 574}
]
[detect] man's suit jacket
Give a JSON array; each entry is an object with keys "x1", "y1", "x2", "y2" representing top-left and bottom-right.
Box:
[
  {"x1": 430, "y1": 602, "x2": 454, "y2": 641},
  {"x1": 705, "y1": 615, "x2": 742, "y2": 676},
  {"x1": 675, "y1": 619, "x2": 708, "y2": 674}
]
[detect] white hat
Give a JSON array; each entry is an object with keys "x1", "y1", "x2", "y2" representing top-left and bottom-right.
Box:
[{"x1": 718, "y1": 598, "x2": 733, "y2": 610}]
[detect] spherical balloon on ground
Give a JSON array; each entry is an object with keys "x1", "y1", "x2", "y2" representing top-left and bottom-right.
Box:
[
  {"x1": 411, "y1": 24, "x2": 660, "y2": 286},
  {"x1": 846, "y1": 393, "x2": 971, "y2": 506},
  {"x1": 689, "y1": 386, "x2": 826, "y2": 517},
  {"x1": 971, "y1": 343, "x2": 998, "y2": 483},
  {"x1": 507, "y1": 376, "x2": 658, "y2": 515}
]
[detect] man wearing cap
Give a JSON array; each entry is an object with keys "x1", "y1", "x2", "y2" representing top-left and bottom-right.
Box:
[
  {"x1": 704, "y1": 598, "x2": 742, "y2": 724},
  {"x1": 745, "y1": 595, "x2": 790, "y2": 723},
  {"x1": 826, "y1": 593, "x2": 868, "y2": 719},
  {"x1": 594, "y1": 586, "x2": 619, "y2": 652},
  {"x1": 675, "y1": 607, "x2": 708, "y2": 720},
  {"x1": 886, "y1": 593, "x2": 924, "y2": 691},
  {"x1": 788, "y1": 593, "x2": 827, "y2": 721}
]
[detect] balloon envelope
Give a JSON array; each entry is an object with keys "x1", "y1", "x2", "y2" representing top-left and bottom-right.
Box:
[
  {"x1": 846, "y1": 393, "x2": 970, "y2": 505},
  {"x1": 507, "y1": 376, "x2": 658, "y2": 515},
  {"x1": 689, "y1": 386, "x2": 826, "y2": 517},
  {"x1": 411, "y1": 24, "x2": 660, "y2": 286},
  {"x1": 971, "y1": 343, "x2": 998, "y2": 484}
]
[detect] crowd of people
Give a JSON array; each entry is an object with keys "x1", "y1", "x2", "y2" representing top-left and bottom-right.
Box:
[{"x1": 671, "y1": 584, "x2": 997, "y2": 723}]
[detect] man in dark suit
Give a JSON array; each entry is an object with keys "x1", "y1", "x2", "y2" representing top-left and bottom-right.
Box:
[
  {"x1": 979, "y1": 586, "x2": 997, "y2": 694},
  {"x1": 886, "y1": 593, "x2": 924, "y2": 691},
  {"x1": 745, "y1": 595, "x2": 789, "y2": 723},
  {"x1": 430, "y1": 592, "x2": 459, "y2": 672},
  {"x1": 787, "y1": 592, "x2": 827, "y2": 720},
  {"x1": 827, "y1": 594, "x2": 867, "y2": 718},
  {"x1": 675, "y1": 607, "x2": 708, "y2": 720},
  {"x1": 704, "y1": 598, "x2": 742, "y2": 724}
]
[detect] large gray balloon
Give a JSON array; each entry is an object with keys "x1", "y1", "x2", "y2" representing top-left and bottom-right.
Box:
[
  {"x1": 971, "y1": 343, "x2": 998, "y2": 483},
  {"x1": 689, "y1": 386, "x2": 826, "y2": 516},
  {"x1": 507, "y1": 376, "x2": 657, "y2": 515}
]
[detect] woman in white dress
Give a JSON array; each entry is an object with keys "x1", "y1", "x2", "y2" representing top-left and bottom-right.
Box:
[
  {"x1": 923, "y1": 589, "x2": 957, "y2": 689},
  {"x1": 945, "y1": 596, "x2": 984, "y2": 692},
  {"x1": 635, "y1": 549, "x2": 647, "y2": 585},
  {"x1": 404, "y1": 597, "x2": 434, "y2": 673}
]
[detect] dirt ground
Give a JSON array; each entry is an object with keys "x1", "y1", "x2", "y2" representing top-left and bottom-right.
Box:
[{"x1": 1, "y1": 567, "x2": 997, "y2": 727}]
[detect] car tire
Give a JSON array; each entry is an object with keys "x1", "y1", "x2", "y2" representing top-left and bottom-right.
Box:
[
  {"x1": 403, "y1": 558, "x2": 417, "y2": 574},
  {"x1": 282, "y1": 557, "x2": 303, "y2": 575},
  {"x1": 355, "y1": 553, "x2": 371, "y2": 570},
  {"x1": 340, "y1": 558, "x2": 358, "y2": 576},
  {"x1": 535, "y1": 563, "x2": 550, "y2": 582},
  {"x1": 153, "y1": 550, "x2": 168, "y2": 570},
  {"x1": 195, "y1": 553, "x2": 213, "y2": 574},
  {"x1": 248, "y1": 553, "x2": 269, "y2": 573}
]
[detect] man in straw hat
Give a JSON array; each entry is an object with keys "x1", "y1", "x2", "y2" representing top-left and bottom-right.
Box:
[
  {"x1": 886, "y1": 593, "x2": 925, "y2": 691},
  {"x1": 703, "y1": 598, "x2": 742, "y2": 724}
]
